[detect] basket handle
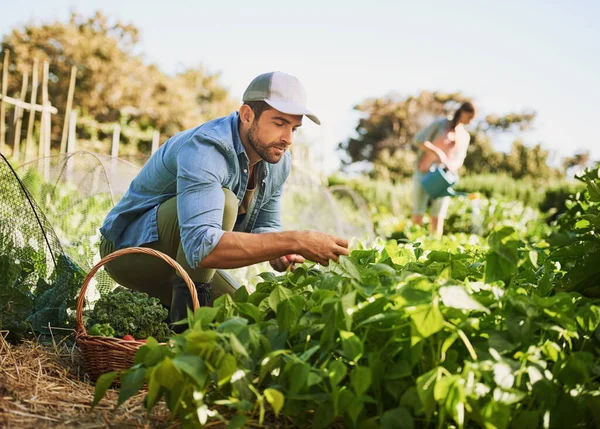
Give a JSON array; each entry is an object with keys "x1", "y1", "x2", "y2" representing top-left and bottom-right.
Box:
[{"x1": 76, "y1": 247, "x2": 199, "y2": 337}]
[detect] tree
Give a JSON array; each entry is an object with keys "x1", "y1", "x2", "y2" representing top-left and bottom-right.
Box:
[{"x1": 1, "y1": 11, "x2": 236, "y2": 152}]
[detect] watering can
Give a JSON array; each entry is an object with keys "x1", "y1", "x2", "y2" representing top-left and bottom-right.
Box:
[{"x1": 420, "y1": 164, "x2": 467, "y2": 198}]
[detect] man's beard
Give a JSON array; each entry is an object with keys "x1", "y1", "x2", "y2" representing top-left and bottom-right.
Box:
[{"x1": 247, "y1": 122, "x2": 285, "y2": 164}]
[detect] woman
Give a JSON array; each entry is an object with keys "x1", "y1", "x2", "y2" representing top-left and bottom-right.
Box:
[{"x1": 411, "y1": 101, "x2": 476, "y2": 235}]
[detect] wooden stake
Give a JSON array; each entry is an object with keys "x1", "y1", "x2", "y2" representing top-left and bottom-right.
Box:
[
  {"x1": 25, "y1": 59, "x2": 39, "y2": 162},
  {"x1": 151, "y1": 130, "x2": 160, "y2": 154},
  {"x1": 59, "y1": 65, "x2": 76, "y2": 153},
  {"x1": 10, "y1": 71, "x2": 29, "y2": 161},
  {"x1": 39, "y1": 61, "x2": 49, "y2": 158},
  {"x1": 111, "y1": 123, "x2": 120, "y2": 157}
]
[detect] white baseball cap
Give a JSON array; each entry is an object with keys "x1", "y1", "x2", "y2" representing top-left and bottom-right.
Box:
[{"x1": 242, "y1": 71, "x2": 321, "y2": 125}]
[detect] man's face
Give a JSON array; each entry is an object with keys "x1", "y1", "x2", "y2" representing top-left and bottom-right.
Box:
[{"x1": 246, "y1": 109, "x2": 303, "y2": 164}]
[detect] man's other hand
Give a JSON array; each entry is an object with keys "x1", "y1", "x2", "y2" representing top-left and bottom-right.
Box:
[{"x1": 269, "y1": 254, "x2": 305, "y2": 272}]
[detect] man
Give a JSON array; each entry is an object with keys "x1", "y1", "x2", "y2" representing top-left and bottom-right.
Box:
[{"x1": 99, "y1": 71, "x2": 349, "y2": 325}]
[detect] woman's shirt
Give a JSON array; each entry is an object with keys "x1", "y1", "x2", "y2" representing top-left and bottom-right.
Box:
[{"x1": 413, "y1": 118, "x2": 471, "y2": 173}]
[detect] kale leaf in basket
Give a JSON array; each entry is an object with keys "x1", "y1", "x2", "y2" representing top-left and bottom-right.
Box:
[{"x1": 85, "y1": 286, "x2": 173, "y2": 342}]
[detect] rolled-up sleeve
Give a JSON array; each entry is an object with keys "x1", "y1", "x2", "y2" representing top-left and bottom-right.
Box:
[
  {"x1": 176, "y1": 135, "x2": 229, "y2": 268},
  {"x1": 251, "y1": 185, "x2": 283, "y2": 234}
]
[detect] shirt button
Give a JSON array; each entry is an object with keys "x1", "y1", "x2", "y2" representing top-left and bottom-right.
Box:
[{"x1": 243, "y1": 169, "x2": 247, "y2": 173}]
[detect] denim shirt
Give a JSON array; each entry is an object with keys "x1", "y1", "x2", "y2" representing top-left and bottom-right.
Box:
[{"x1": 99, "y1": 112, "x2": 291, "y2": 269}]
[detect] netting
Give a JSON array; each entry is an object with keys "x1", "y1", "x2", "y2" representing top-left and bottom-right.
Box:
[
  {"x1": 1, "y1": 149, "x2": 374, "y2": 331},
  {"x1": 0, "y1": 153, "x2": 84, "y2": 338},
  {"x1": 16, "y1": 151, "x2": 141, "y2": 298}
]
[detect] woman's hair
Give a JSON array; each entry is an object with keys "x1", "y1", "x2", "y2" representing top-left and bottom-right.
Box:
[{"x1": 450, "y1": 101, "x2": 475, "y2": 129}]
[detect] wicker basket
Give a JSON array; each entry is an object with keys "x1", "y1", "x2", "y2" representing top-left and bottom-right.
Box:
[{"x1": 76, "y1": 247, "x2": 199, "y2": 380}]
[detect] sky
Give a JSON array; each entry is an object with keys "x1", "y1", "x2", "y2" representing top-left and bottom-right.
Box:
[{"x1": 1, "y1": 0, "x2": 599, "y2": 172}]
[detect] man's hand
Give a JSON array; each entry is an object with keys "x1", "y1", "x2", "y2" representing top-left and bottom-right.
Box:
[
  {"x1": 269, "y1": 254, "x2": 305, "y2": 272},
  {"x1": 296, "y1": 230, "x2": 350, "y2": 266}
]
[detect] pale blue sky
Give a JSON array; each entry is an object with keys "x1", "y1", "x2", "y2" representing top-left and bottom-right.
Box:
[{"x1": 2, "y1": 0, "x2": 599, "y2": 171}]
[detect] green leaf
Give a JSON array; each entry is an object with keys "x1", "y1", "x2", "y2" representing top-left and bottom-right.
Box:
[
  {"x1": 145, "y1": 367, "x2": 162, "y2": 411},
  {"x1": 155, "y1": 357, "x2": 183, "y2": 390},
  {"x1": 192, "y1": 306, "x2": 220, "y2": 329},
  {"x1": 92, "y1": 371, "x2": 118, "y2": 408},
  {"x1": 416, "y1": 368, "x2": 442, "y2": 418},
  {"x1": 313, "y1": 401, "x2": 335, "y2": 429},
  {"x1": 268, "y1": 285, "x2": 294, "y2": 313},
  {"x1": 328, "y1": 359, "x2": 347, "y2": 387},
  {"x1": 217, "y1": 353, "x2": 238, "y2": 386},
  {"x1": 439, "y1": 285, "x2": 489, "y2": 313},
  {"x1": 428, "y1": 251, "x2": 450, "y2": 262},
  {"x1": 236, "y1": 302, "x2": 261, "y2": 322},
  {"x1": 234, "y1": 286, "x2": 249, "y2": 302},
  {"x1": 341, "y1": 291, "x2": 356, "y2": 331},
  {"x1": 172, "y1": 353, "x2": 208, "y2": 387},
  {"x1": 381, "y1": 406, "x2": 414, "y2": 429},
  {"x1": 576, "y1": 305, "x2": 600, "y2": 333},
  {"x1": 409, "y1": 304, "x2": 444, "y2": 338},
  {"x1": 229, "y1": 334, "x2": 249, "y2": 358},
  {"x1": 485, "y1": 252, "x2": 518, "y2": 284},
  {"x1": 117, "y1": 367, "x2": 147, "y2": 407},
  {"x1": 288, "y1": 363, "x2": 309, "y2": 393},
  {"x1": 217, "y1": 317, "x2": 248, "y2": 336},
  {"x1": 277, "y1": 299, "x2": 298, "y2": 331},
  {"x1": 264, "y1": 388, "x2": 285, "y2": 417},
  {"x1": 351, "y1": 366, "x2": 372, "y2": 396},
  {"x1": 481, "y1": 400, "x2": 510, "y2": 429},
  {"x1": 339, "y1": 330, "x2": 363, "y2": 361},
  {"x1": 227, "y1": 415, "x2": 249, "y2": 429}
]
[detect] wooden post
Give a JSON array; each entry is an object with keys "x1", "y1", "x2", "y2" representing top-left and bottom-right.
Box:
[
  {"x1": 66, "y1": 110, "x2": 77, "y2": 180},
  {"x1": 59, "y1": 65, "x2": 76, "y2": 154},
  {"x1": 10, "y1": 71, "x2": 29, "y2": 161},
  {"x1": 151, "y1": 130, "x2": 160, "y2": 154},
  {"x1": 38, "y1": 61, "x2": 49, "y2": 158},
  {"x1": 40, "y1": 61, "x2": 50, "y2": 180},
  {"x1": 0, "y1": 50, "x2": 9, "y2": 154},
  {"x1": 111, "y1": 123, "x2": 120, "y2": 157},
  {"x1": 25, "y1": 59, "x2": 39, "y2": 162},
  {"x1": 67, "y1": 110, "x2": 77, "y2": 152}
]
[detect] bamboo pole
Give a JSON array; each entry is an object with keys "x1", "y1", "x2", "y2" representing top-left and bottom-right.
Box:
[
  {"x1": 59, "y1": 65, "x2": 76, "y2": 153},
  {"x1": 39, "y1": 61, "x2": 49, "y2": 159},
  {"x1": 66, "y1": 110, "x2": 77, "y2": 180},
  {"x1": 0, "y1": 50, "x2": 9, "y2": 154},
  {"x1": 151, "y1": 130, "x2": 160, "y2": 154},
  {"x1": 67, "y1": 110, "x2": 77, "y2": 152},
  {"x1": 10, "y1": 71, "x2": 29, "y2": 161},
  {"x1": 111, "y1": 124, "x2": 120, "y2": 158},
  {"x1": 25, "y1": 59, "x2": 39, "y2": 162},
  {"x1": 0, "y1": 94, "x2": 57, "y2": 113}
]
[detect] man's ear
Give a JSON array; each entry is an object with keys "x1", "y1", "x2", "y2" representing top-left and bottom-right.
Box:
[{"x1": 239, "y1": 104, "x2": 255, "y2": 125}]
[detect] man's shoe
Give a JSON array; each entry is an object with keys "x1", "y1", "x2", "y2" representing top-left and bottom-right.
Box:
[{"x1": 169, "y1": 276, "x2": 211, "y2": 333}]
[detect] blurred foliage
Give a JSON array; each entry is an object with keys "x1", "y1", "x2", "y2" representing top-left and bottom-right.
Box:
[
  {"x1": 1, "y1": 11, "x2": 237, "y2": 153},
  {"x1": 338, "y1": 90, "x2": 564, "y2": 182},
  {"x1": 329, "y1": 172, "x2": 583, "y2": 223}
]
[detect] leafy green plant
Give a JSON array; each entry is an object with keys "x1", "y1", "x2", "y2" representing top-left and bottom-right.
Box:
[
  {"x1": 94, "y1": 225, "x2": 600, "y2": 428},
  {"x1": 548, "y1": 167, "x2": 600, "y2": 296},
  {"x1": 85, "y1": 286, "x2": 173, "y2": 342}
]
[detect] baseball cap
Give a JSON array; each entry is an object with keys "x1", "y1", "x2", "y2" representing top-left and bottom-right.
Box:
[{"x1": 242, "y1": 71, "x2": 321, "y2": 125}]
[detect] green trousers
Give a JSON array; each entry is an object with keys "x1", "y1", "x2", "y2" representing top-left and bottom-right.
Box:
[{"x1": 99, "y1": 188, "x2": 240, "y2": 306}]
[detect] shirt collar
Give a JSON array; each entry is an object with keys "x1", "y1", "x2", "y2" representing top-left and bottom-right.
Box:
[{"x1": 230, "y1": 112, "x2": 246, "y2": 156}]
